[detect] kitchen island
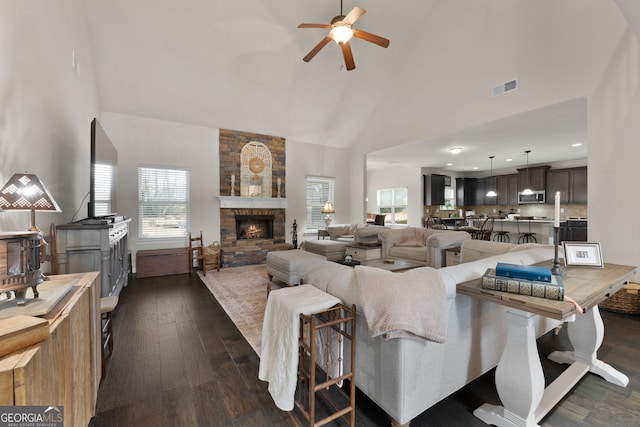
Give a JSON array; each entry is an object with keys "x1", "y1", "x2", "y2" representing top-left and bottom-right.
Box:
[{"x1": 492, "y1": 218, "x2": 565, "y2": 244}]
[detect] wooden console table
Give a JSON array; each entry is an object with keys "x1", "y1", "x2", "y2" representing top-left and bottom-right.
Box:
[
  {"x1": 457, "y1": 261, "x2": 637, "y2": 427},
  {"x1": 0, "y1": 272, "x2": 101, "y2": 427}
]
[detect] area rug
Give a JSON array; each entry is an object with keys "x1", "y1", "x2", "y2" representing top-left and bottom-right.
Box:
[{"x1": 197, "y1": 264, "x2": 284, "y2": 356}]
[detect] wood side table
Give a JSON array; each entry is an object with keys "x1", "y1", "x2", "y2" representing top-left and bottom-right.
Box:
[
  {"x1": 457, "y1": 261, "x2": 637, "y2": 427},
  {"x1": 317, "y1": 229, "x2": 330, "y2": 240}
]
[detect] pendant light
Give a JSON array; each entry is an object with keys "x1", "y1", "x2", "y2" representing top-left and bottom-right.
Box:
[
  {"x1": 486, "y1": 156, "x2": 497, "y2": 197},
  {"x1": 522, "y1": 150, "x2": 534, "y2": 195}
]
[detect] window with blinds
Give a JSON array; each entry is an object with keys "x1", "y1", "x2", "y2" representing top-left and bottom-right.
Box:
[
  {"x1": 138, "y1": 167, "x2": 189, "y2": 239},
  {"x1": 306, "y1": 176, "x2": 335, "y2": 229},
  {"x1": 93, "y1": 163, "x2": 116, "y2": 216},
  {"x1": 377, "y1": 187, "x2": 408, "y2": 224}
]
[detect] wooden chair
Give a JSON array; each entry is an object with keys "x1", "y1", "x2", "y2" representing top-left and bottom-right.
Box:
[
  {"x1": 476, "y1": 217, "x2": 494, "y2": 241},
  {"x1": 189, "y1": 232, "x2": 203, "y2": 276},
  {"x1": 100, "y1": 295, "x2": 119, "y2": 381},
  {"x1": 374, "y1": 214, "x2": 386, "y2": 226}
]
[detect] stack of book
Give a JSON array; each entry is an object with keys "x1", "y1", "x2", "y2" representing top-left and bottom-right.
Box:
[{"x1": 481, "y1": 262, "x2": 564, "y2": 301}]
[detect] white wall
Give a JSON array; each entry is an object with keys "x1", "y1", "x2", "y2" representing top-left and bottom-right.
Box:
[
  {"x1": 588, "y1": 28, "x2": 640, "y2": 282},
  {"x1": 0, "y1": 1, "x2": 99, "y2": 237},
  {"x1": 99, "y1": 113, "x2": 219, "y2": 259},
  {"x1": 366, "y1": 164, "x2": 423, "y2": 227},
  {"x1": 286, "y1": 140, "x2": 353, "y2": 241}
]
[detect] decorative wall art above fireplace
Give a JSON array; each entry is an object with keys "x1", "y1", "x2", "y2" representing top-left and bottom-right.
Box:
[{"x1": 241, "y1": 141, "x2": 272, "y2": 197}]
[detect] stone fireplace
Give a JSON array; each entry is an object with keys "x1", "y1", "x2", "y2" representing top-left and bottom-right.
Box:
[
  {"x1": 236, "y1": 215, "x2": 274, "y2": 240},
  {"x1": 218, "y1": 129, "x2": 291, "y2": 267}
]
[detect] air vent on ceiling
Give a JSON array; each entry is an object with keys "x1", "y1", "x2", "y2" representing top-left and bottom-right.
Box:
[{"x1": 492, "y1": 78, "x2": 518, "y2": 97}]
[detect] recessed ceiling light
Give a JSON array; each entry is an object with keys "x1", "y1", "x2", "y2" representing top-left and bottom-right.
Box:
[
  {"x1": 472, "y1": 167, "x2": 478, "y2": 170},
  {"x1": 571, "y1": 143, "x2": 583, "y2": 147},
  {"x1": 505, "y1": 158, "x2": 513, "y2": 162},
  {"x1": 449, "y1": 147, "x2": 463, "y2": 155},
  {"x1": 446, "y1": 163, "x2": 453, "y2": 166}
]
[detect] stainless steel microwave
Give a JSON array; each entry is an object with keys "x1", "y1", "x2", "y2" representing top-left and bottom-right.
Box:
[{"x1": 518, "y1": 191, "x2": 545, "y2": 204}]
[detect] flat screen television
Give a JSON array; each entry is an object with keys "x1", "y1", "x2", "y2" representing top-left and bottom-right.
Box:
[{"x1": 88, "y1": 118, "x2": 118, "y2": 218}]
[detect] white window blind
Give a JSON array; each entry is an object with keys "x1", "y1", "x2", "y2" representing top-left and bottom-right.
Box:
[
  {"x1": 93, "y1": 163, "x2": 115, "y2": 216},
  {"x1": 138, "y1": 167, "x2": 189, "y2": 239},
  {"x1": 306, "y1": 176, "x2": 335, "y2": 229},
  {"x1": 377, "y1": 187, "x2": 408, "y2": 225}
]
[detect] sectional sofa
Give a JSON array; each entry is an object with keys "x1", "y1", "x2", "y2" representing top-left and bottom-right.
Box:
[{"x1": 296, "y1": 239, "x2": 560, "y2": 426}]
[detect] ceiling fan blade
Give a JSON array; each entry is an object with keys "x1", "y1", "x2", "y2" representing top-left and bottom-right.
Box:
[
  {"x1": 343, "y1": 6, "x2": 366, "y2": 25},
  {"x1": 303, "y1": 37, "x2": 332, "y2": 62},
  {"x1": 298, "y1": 23, "x2": 331, "y2": 29},
  {"x1": 353, "y1": 29, "x2": 390, "y2": 48},
  {"x1": 341, "y1": 41, "x2": 356, "y2": 71}
]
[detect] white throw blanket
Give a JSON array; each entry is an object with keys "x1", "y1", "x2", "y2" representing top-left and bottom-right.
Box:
[
  {"x1": 258, "y1": 284, "x2": 341, "y2": 411},
  {"x1": 355, "y1": 265, "x2": 447, "y2": 342}
]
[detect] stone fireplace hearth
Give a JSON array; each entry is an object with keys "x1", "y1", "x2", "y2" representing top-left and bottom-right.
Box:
[{"x1": 219, "y1": 206, "x2": 291, "y2": 267}]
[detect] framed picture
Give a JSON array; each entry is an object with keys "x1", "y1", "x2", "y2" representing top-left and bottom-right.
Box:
[{"x1": 563, "y1": 242, "x2": 604, "y2": 268}]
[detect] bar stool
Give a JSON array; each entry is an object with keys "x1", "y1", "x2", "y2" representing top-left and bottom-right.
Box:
[
  {"x1": 100, "y1": 295, "x2": 119, "y2": 380},
  {"x1": 493, "y1": 217, "x2": 510, "y2": 242},
  {"x1": 516, "y1": 216, "x2": 537, "y2": 243}
]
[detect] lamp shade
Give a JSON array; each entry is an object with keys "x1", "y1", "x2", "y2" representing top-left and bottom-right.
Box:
[
  {"x1": 0, "y1": 173, "x2": 61, "y2": 231},
  {"x1": 0, "y1": 173, "x2": 61, "y2": 212},
  {"x1": 321, "y1": 201, "x2": 335, "y2": 214}
]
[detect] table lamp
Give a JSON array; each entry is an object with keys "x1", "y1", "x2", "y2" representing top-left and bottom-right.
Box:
[
  {"x1": 0, "y1": 173, "x2": 62, "y2": 303},
  {"x1": 321, "y1": 201, "x2": 335, "y2": 229},
  {"x1": 0, "y1": 173, "x2": 61, "y2": 232}
]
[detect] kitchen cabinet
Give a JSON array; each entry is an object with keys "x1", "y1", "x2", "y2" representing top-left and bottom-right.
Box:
[
  {"x1": 567, "y1": 219, "x2": 588, "y2": 241},
  {"x1": 475, "y1": 177, "x2": 487, "y2": 205},
  {"x1": 476, "y1": 177, "x2": 498, "y2": 205},
  {"x1": 570, "y1": 167, "x2": 587, "y2": 203},
  {"x1": 546, "y1": 167, "x2": 587, "y2": 204},
  {"x1": 508, "y1": 174, "x2": 519, "y2": 206},
  {"x1": 546, "y1": 169, "x2": 571, "y2": 203},
  {"x1": 456, "y1": 177, "x2": 476, "y2": 206},
  {"x1": 484, "y1": 176, "x2": 498, "y2": 205},
  {"x1": 494, "y1": 174, "x2": 518, "y2": 206},
  {"x1": 518, "y1": 166, "x2": 549, "y2": 192},
  {"x1": 423, "y1": 174, "x2": 446, "y2": 205}
]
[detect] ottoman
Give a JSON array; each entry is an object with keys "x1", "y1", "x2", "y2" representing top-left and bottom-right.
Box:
[
  {"x1": 304, "y1": 239, "x2": 347, "y2": 262},
  {"x1": 266, "y1": 249, "x2": 323, "y2": 286}
]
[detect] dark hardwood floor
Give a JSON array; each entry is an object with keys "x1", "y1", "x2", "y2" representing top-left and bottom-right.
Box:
[{"x1": 90, "y1": 272, "x2": 640, "y2": 427}]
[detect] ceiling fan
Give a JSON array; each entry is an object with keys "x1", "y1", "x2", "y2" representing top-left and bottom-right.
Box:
[{"x1": 297, "y1": 1, "x2": 390, "y2": 71}]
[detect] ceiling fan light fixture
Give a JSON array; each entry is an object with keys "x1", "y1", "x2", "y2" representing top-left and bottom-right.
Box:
[{"x1": 330, "y1": 24, "x2": 353, "y2": 45}]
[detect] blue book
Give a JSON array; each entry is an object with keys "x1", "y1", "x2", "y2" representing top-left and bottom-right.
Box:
[{"x1": 495, "y1": 262, "x2": 552, "y2": 283}]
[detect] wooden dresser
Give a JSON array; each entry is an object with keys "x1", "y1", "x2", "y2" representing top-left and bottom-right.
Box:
[{"x1": 0, "y1": 272, "x2": 101, "y2": 427}]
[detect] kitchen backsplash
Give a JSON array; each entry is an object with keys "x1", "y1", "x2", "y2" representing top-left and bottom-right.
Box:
[{"x1": 425, "y1": 204, "x2": 588, "y2": 219}]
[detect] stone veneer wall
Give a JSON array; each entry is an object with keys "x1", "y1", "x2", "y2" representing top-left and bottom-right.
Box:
[
  {"x1": 219, "y1": 129, "x2": 290, "y2": 267},
  {"x1": 219, "y1": 128, "x2": 286, "y2": 197}
]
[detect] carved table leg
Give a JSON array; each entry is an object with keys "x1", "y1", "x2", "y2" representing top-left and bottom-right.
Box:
[
  {"x1": 474, "y1": 308, "x2": 544, "y2": 427},
  {"x1": 547, "y1": 305, "x2": 628, "y2": 387}
]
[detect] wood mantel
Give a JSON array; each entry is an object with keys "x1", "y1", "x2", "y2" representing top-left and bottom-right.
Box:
[{"x1": 218, "y1": 196, "x2": 287, "y2": 209}]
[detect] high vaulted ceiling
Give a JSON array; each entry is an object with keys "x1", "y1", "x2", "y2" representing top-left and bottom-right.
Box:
[{"x1": 85, "y1": 0, "x2": 636, "y2": 172}]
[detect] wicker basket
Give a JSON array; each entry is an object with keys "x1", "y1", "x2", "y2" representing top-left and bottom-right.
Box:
[{"x1": 600, "y1": 283, "x2": 640, "y2": 315}]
